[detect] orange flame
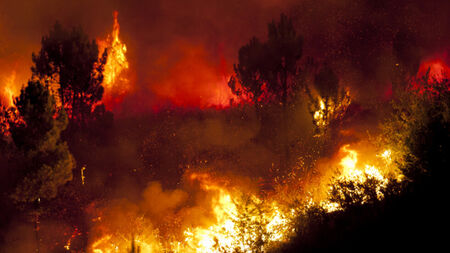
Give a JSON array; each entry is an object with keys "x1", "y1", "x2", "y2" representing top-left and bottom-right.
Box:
[
  {"x1": 89, "y1": 144, "x2": 402, "y2": 252},
  {"x1": 90, "y1": 172, "x2": 296, "y2": 253},
  {"x1": 97, "y1": 11, "x2": 130, "y2": 109},
  {"x1": 2, "y1": 71, "x2": 19, "y2": 107},
  {"x1": 318, "y1": 144, "x2": 402, "y2": 212}
]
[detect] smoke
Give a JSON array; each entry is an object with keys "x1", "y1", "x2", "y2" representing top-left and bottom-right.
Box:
[
  {"x1": 289, "y1": 0, "x2": 450, "y2": 103},
  {"x1": 0, "y1": 222, "x2": 36, "y2": 253},
  {"x1": 0, "y1": 0, "x2": 296, "y2": 111},
  {"x1": 1, "y1": 1, "x2": 449, "y2": 251},
  {"x1": 85, "y1": 170, "x2": 261, "y2": 250},
  {"x1": 1, "y1": 0, "x2": 449, "y2": 111}
]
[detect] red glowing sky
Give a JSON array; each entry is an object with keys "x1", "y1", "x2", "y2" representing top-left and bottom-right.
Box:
[{"x1": 1, "y1": 0, "x2": 450, "y2": 114}]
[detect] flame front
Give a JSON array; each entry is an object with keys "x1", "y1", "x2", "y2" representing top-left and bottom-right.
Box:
[
  {"x1": 97, "y1": 11, "x2": 130, "y2": 109},
  {"x1": 90, "y1": 145, "x2": 401, "y2": 253},
  {"x1": 180, "y1": 186, "x2": 294, "y2": 252},
  {"x1": 90, "y1": 173, "x2": 297, "y2": 253},
  {"x1": 319, "y1": 144, "x2": 400, "y2": 212}
]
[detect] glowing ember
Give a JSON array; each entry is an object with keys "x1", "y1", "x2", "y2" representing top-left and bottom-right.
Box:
[
  {"x1": 81, "y1": 166, "x2": 86, "y2": 185},
  {"x1": 64, "y1": 227, "x2": 81, "y2": 251}
]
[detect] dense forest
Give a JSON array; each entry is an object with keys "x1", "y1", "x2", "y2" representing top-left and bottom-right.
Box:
[{"x1": 0, "y1": 0, "x2": 449, "y2": 252}]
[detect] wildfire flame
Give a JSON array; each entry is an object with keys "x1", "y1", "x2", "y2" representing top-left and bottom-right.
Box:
[
  {"x1": 179, "y1": 174, "x2": 295, "y2": 253},
  {"x1": 89, "y1": 145, "x2": 401, "y2": 252},
  {"x1": 318, "y1": 144, "x2": 401, "y2": 212},
  {"x1": 90, "y1": 172, "x2": 297, "y2": 253},
  {"x1": 311, "y1": 90, "x2": 351, "y2": 135},
  {"x1": 337, "y1": 145, "x2": 389, "y2": 189},
  {"x1": 97, "y1": 11, "x2": 130, "y2": 109},
  {"x1": 2, "y1": 71, "x2": 19, "y2": 107},
  {"x1": 313, "y1": 98, "x2": 326, "y2": 127}
]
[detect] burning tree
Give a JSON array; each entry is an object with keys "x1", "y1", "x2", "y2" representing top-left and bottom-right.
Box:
[
  {"x1": 97, "y1": 11, "x2": 129, "y2": 94},
  {"x1": 0, "y1": 104, "x2": 13, "y2": 148},
  {"x1": 307, "y1": 66, "x2": 350, "y2": 136},
  {"x1": 229, "y1": 13, "x2": 303, "y2": 107},
  {"x1": 278, "y1": 69, "x2": 449, "y2": 253},
  {"x1": 229, "y1": 13, "x2": 303, "y2": 170},
  {"x1": 31, "y1": 22, "x2": 107, "y2": 127}
]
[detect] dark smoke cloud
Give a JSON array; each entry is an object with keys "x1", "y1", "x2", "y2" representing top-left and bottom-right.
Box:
[{"x1": 289, "y1": 0, "x2": 450, "y2": 103}]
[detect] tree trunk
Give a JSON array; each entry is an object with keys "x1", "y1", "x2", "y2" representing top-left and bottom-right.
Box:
[{"x1": 34, "y1": 199, "x2": 41, "y2": 253}]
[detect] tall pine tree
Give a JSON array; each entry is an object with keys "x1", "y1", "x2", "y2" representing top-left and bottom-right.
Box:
[{"x1": 9, "y1": 80, "x2": 74, "y2": 203}]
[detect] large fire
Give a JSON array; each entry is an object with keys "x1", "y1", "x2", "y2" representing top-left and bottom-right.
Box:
[
  {"x1": 2, "y1": 71, "x2": 19, "y2": 108},
  {"x1": 95, "y1": 11, "x2": 237, "y2": 111},
  {"x1": 97, "y1": 11, "x2": 130, "y2": 110},
  {"x1": 88, "y1": 144, "x2": 401, "y2": 253},
  {"x1": 89, "y1": 172, "x2": 297, "y2": 253},
  {"x1": 4, "y1": 6, "x2": 444, "y2": 252},
  {"x1": 319, "y1": 145, "x2": 400, "y2": 211}
]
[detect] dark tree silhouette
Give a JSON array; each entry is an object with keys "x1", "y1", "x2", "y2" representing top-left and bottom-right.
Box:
[
  {"x1": 230, "y1": 13, "x2": 303, "y2": 170},
  {"x1": 229, "y1": 37, "x2": 266, "y2": 105},
  {"x1": 263, "y1": 14, "x2": 303, "y2": 106},
  {"x1": 31, "y1": 22, "x2": 107, "y2": 126},
  {"x1": 279, "y1": 73, "x2": 449, "y2": 253},
  {"x1": 314, "y1": 67, "x2": 339, "y2": 102},
  {"x1": 9, "y1": 80, "x2": 75, "y2": 203},
  {"x1": 128, "y1": 237, "x2": 141, "y2": 253},
  {"x1": 230, "y1": 13, "x2": 303, "y2": 106}
]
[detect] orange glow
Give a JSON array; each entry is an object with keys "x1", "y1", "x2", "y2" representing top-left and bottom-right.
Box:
[
  {"x1": 96, "y1": 13, "x2": 239, "y2": 112},
  {"x1": 97, "y1": 11, "x2": 130, "y2": 110},
  {"x1": 411, "y1": 57, "x2": 450, "y2": 96},
  {"x1": 337, "y1": 145, "x2": 388, "y2": 184},
  {"x1": 89, "y1": 172, "x2": 296, "y2": 253},
  {"x1": 318, "y1": 144, "x2": 401, "y2": 212},
  {"x1": 150, "y1": 42, "x2": 238, "y2": 109},
  {"x1": 417, "y1": 58, "x2": 450, "y2": 82},
  {"x1": 311, "y1": 91, "x2": 351, "y2": 135},
  {"x1": 2, "y1": 71, "x2": 19, "y2": 107},
  {"x1": 88, "y1": 143, "x2": 403, "y2": 252},
  {"x1": 64, "y1": 227, "x2": 81, "y2": 251}
]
